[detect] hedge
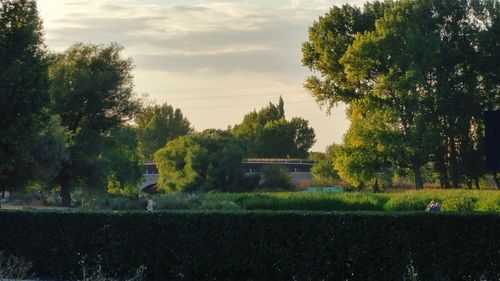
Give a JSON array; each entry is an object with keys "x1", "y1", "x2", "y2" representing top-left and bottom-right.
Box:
[{"x1": 0, "y1": 210, "x2": 499, "y2": 280}]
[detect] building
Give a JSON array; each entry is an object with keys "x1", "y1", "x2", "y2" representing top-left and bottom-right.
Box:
[{"x1": 242, "y1": 158, "x2": 314, "y2": 186}]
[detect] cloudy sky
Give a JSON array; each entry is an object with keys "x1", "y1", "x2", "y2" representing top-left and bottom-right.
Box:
[{"x1": 37, "y1": 0, "x2": 364, "y2": 151}]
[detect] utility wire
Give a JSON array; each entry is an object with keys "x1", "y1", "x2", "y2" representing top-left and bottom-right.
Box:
[
  {"x1": 182, "y1": 100, "x2": 314, "y2": 110},
  {"x1": 162, "y1": 89, "x2": 307, "y2": 101}
]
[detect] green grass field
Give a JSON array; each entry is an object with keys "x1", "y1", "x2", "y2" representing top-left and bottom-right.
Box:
[{"x1": 96, "y1": 189, "x2": 500, "y2": 212}]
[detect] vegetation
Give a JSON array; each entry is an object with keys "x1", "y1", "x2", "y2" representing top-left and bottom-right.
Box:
[
  {"x1": 1, "y1": 209, "x2": 500, "y2": 280},
  {"x1": 49, "y1": 43, "x2": 143, "y2": 206},
  {"x1": 259, "y1": 165, "x2": 293, "y2": 190},
  {"x1": 154, "y1": 130, "x2": 245, "y2": 193},
  {"x1": 16, "y1": 190, "x2": 497, "y2": 213},
  {"x1": 302, "y1": 0, "x2": 500, "y2": 189},
  {"x1": 0, "y1": 0, "x2": 49, "y2": 195},
  {"x1": 310, "y1": 145, "x2": 342, "y2": 186},
  {"x1": 232, "y1": 96, "x2": 316, "y2": 158},
  {"x1": 136, "y1": 102, "x2": 193, "y2": 160},
  {"x1": 0, "y1": 251, "x2": 33, "y2": 279}
]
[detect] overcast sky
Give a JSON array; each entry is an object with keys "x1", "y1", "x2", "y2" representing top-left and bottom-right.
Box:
[{"x1": 37, "y1": 0, "x2": 364, "y2": 152}]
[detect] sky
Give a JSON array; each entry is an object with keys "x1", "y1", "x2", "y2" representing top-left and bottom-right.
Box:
[{"x1": 37, "y1": 0, "x2": 365, "y2": 152}]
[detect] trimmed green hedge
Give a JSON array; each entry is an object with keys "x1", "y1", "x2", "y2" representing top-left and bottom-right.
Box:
[{"x1": 0, "y1": 210, "x2": 499, "y2": 280}]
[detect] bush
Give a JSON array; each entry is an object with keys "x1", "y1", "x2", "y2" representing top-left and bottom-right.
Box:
[
  {"x1": 238, "y1": 174, "x2": 261, "y2": 192},
  {"x1": 442, "y1": 195, "x2": 477, "y2": 212},
  {"x1": 260, "y1": 165, "x2": 293, "y2": 189},
  {"x1": 0, "y1": 251, "x2": 32, "y2": 279},
  {"x1": 1, "y1": 210, "x2": 500, "y2": 280}
]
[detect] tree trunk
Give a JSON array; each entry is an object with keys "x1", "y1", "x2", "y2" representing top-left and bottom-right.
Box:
[
  {"x1": 1, "y1": 187, "x2": 5, "y2": 199},
  {"x1": 466, "y1": 179, "x2": 472, "y2": 190},
  {"x1": 474, "y1": 177, "x2": 480, "y2": 190},
  {"x1": 60, "y1": 176, "x2": 71, "y2": 207},
  {"x1": 373, "y1": 179, "x2": 380, "y2": 193},
  {"x1": 412, "y1": 159, "x2": 423, "y2": 190},
  {"x1": 494, "y1": 173, "x2": 500, "y2": 190}
]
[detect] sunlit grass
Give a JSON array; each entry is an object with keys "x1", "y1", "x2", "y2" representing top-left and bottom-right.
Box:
[{"x1": 121, "y1": 189, "x2": 500, "y2": 212}]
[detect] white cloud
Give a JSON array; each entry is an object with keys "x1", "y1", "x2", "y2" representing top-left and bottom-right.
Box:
[{"x1": 37, "y1": 0, "x2": 354, "y2": 150}]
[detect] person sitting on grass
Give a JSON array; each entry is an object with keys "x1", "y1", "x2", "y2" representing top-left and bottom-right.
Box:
[{"x1": 425, "y1": 200, "x2": 441, "y2": 212}]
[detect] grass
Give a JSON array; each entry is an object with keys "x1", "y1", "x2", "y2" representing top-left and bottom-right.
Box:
[
  {"x1": 90, "y1": 189, "x2": 500, "y2": 212},
  {"x1": 4, "y1": 189, "x2": 500, "y2": 212}
]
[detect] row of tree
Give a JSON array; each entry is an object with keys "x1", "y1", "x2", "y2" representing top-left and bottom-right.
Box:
[
  {"x1": 303, "y1": 0, "x2": 499, "y2": 189},
  {"x1": 0, "y1": 0, "x2": 317, "y2": 204},
  {"x1": 1, "y1": 0, "x2": 146, "y2": 206},
  {"x1": 153, "y1": 98, "x2": 316, "y2": 193}
]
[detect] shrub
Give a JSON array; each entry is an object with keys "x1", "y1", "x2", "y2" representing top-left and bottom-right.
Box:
[
  {"x1": 238, "y1": 173, "x2": 261, "y2": 192},
  {"x1": 1, "y1": 211, "x2": 500, "y2": 280},
  {"x1": 0, "y1": 251, "x2": 32, "y2": 279},
  {"x1": 260, "y1": 165, "x2": 293, "y2": 189},
  {"x1": 442, "y1": 195, "x2": 477, "y2": 212}
]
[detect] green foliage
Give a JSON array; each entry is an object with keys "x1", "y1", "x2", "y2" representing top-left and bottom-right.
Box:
[
  {"x1": 49, "y1": 43, "x2": 143, "y2": 206},
  {"x1": 0, "y1": 0, "x2": 49, "y2": 189},
  {"x1": 2, "y1": 116, "x2": 69, "y2": 192},
  {"x1": 311, "y1": 144, "x2": 341, "y2": 186},
  {"x1": 1, "y1": 210, "x2": 500, "y2": 280},
  {"x1": 0, "y1": 251, "x2": 32, "y2": 279},
  {"x1": 260, "y1": 165, "x2": 293, "y2": 190},
  {"x1": 441, "y1": 195, "x2": 477, "y2": 212},
  {"x1": 89, "y1": 190, "x2": 500, "y2": 213},
  {"x1": 104, "y1": 126, "x2": 144, "y2": 196},
  {"x1": 236, "y1": 192, "x2": 387, "y2": 211},
  {"x1": 154, "y1": 130, "x2": 245, "y2": 193},
  {"x1": 233, "y1": 97, "x2": 315, "y2": 158},
  {"x1": 136, "y1": 102, "x2": 193, "y2": 160},
  {"x1": 303, "y1": 0, "x2": 500, "y2": 189}
]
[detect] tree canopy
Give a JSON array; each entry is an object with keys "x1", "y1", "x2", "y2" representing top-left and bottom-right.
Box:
[
  {"x1": 136, "y1": 102, "x2": 193, "y2": 160},
  {"x1": 233, "y1": 97, "x2": 316, "y2": 158},
  {"x1": 154, "y1": 130, "x2": 245, "y2": 193},
  {"x1": 303, "y1": 0, "x2": 500, "y2": 189},
  {"x1": 49, "y1": 43, "x2": 143, "y2": 206},
  {"x1": 0, "y1": 0, "x2": 49, "y2": 191}
]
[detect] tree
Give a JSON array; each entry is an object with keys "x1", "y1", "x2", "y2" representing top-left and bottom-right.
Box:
[
  {"x1": 303, "y1": 0, "x2": 499, "y2": 189},
  {"x1": 233, "y1": 97, "x2": 316, "y2": 158},
  {"x1": 0, "y1": 0, "x2": 48, "y2": 191},
  {"x1": 136, "y1": 102, "x2": 193, "y2": 160},
  {"x1": 1, "y1": 116, "x2": 68, "y2": 197},
  {"x1": 334, "y1": 102, "x2": 395, "y2": 190},
  {"x1": 49, "y1": 43, "x2": 142, "y2": 206},
  {"x1": 260, "y1": 165, "x2": 293, "y2": 190},
  {"x1": 154, "y1": 130, "x2": 245, "y2": 193},
  {"x1": 310, "y1": 144, "x2": 342, "y2": 186},
  {"x1": 105, "y1": 126, "x2": 144, "y2": 196},
  {"x1": 338, "y1": 2, "x2": 441, "y2": 189}
]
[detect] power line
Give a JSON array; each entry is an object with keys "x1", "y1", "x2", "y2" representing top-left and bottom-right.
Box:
[
  {"x1": 159, "y1": 89, "x2": 307, "y2": 102},
  {"x1": 182, "y1": 100, "x2": 314, "y2": 110}
]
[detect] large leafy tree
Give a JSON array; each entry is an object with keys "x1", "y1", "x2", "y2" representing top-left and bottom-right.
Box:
[
  {"x1": 0, "y1": 0, "x2": 49, "y2": 191},
  {"x1": 136, "y1": 102, "x2": 193, "y2": 160},
  {"x1": 49, "y1": 43, "x2": 142, "y2": 206},
  {"x1": 339, "y1": 1, "x2": 441, "y2": 189},
  {"x1": 105, "y1": 125, "x2": 144, "y2": 196},
  {"x1": 154, "y1": 130, "x2": 245, "y2": 193},
  {"x1": 303, "y1": 0, "x2": 499, "y2": 189},
  {"x1": 334, "y1": 101, "x2": 396, "y2": 190},
  {"x1": 1, "y1": 116, "x2": 68, "y2": 197},
  {"x1": 233, "y1": 97, "x2": 316, "y2": 158}
]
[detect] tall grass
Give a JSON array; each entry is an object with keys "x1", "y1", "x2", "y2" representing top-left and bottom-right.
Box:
[{"x1": 90, "y1": 190, "x2": 500, "y2": 212}]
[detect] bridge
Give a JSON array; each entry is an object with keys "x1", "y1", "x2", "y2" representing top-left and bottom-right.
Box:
[{"x1": 140, "y1": 158, "x2": 316, "y2": 190}]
